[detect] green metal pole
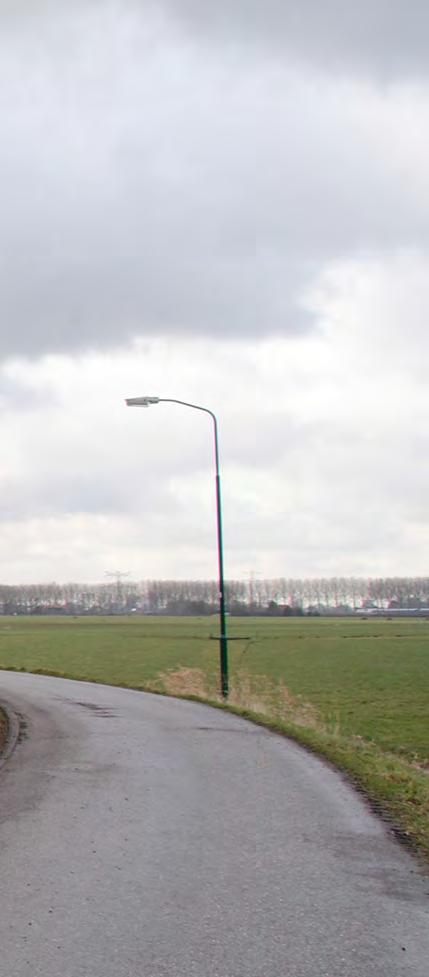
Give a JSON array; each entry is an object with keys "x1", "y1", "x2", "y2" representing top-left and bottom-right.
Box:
[
  {"x1": 126, "y1": 395, "x2": 229, "y2": 696},
  {"x1": 213, "y1": 418, "x2": 229, "y2": 698},
  {"x1": 157, "y1": 399, "x2": 229, "y2": 698}
]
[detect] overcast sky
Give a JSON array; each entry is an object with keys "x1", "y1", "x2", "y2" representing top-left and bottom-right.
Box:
[{"x1": 0, "y1": 0, "x2": 428, "y2": 584}]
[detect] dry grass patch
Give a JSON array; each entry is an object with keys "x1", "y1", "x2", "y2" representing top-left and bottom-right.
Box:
[
  {"x1": 228, "y1": 672, "x2": 322, "y2": 730},
  {"x1": 157, "y1": 666, "x2": 322, "y2": 731},
  {"x1": 157, "y1": 666, "x2": 215, "y2": 699}
]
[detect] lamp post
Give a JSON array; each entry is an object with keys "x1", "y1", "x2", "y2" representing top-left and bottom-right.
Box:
[{"x1": 125, "y1": 396, "x2": 229, "y2": 698}]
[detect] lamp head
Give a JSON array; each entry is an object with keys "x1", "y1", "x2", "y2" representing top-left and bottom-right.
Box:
[{"x1": 125, "y1": 396, "x2": 160, "y2": 407}]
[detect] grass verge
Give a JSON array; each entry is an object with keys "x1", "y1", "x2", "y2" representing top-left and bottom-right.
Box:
[{"x1": 157, "y1": 666, "x2": 429, "y2": 865}]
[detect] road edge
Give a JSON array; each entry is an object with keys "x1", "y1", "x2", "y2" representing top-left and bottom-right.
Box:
[
  {"x1": 0, "y1": 700, "x2": 21, "y2": 769},
  {"x1": 0, "y1": 667, "x2": 428, "y2": 870}
]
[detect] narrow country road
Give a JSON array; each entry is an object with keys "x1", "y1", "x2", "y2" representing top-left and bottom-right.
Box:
[{"x1": 0, "y1": 671, "x2": 427, "y2": 977}]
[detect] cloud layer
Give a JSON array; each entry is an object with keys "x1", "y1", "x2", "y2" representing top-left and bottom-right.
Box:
[
  {"x1": 1, "y1": 2, "x2": 429, "y2": 361},
  {"x1": 1, "y1": 253, "x2": 428, "y2": 582},
  {"x1": 0, "y1": 2, "x2": 428, "y2": 582},
  {"x1": 158, "y1": 0, "x2": 429, "y2": 78}
]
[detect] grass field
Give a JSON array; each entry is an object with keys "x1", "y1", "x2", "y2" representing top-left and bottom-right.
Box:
[{"x1": 0, "y1": 614, "x2": 428, "y2": 861}]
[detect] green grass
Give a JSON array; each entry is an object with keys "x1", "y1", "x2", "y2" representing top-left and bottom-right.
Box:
[{"x1": 0, "y1": 614, "x2": 428, "y2": 861}]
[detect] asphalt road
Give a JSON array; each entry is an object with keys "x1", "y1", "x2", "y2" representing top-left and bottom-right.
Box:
[{"x1": 0, "y1": 671, "x2": 428, "y2": 977}]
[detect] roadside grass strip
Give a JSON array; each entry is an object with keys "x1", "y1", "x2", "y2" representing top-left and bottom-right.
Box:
[{"x1": 157, "y1": 665, "x2": 429, "y2": 863}]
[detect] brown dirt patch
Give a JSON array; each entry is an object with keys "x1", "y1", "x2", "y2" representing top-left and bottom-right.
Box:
[{"x1": 0, "y1": 707, "x2": 9, "y2": 756}]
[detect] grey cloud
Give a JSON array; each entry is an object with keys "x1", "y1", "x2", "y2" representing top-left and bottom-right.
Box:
[
  {"x1": 157, "y1": 0, "x2": 429, "y2": 79},
  {"x1": 0, "y1": 2, "x2": 428, "y2": 361},
  {"x1": 0, "y1": 455, "x2": 177, "y2": 522},
  {"x1": 4, "y1": 1, "x2": 429, "y2": 79}
]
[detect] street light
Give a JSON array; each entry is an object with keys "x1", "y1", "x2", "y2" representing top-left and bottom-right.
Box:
[{"x1": 125, "y1": 396, "x2": 229, "y2": 698}]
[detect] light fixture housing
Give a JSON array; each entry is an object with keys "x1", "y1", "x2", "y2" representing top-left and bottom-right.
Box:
[{"x1": 125, "y1": 396, "x2": 160, "y2": 407}]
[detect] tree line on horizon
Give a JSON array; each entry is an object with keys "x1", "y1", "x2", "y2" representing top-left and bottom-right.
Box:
[{"x1": 0, "y1": 576, "x2": 428, "y2": 615}]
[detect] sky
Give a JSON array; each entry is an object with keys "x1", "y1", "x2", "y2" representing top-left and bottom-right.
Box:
[{"x1": 0, "y1": 0, "x2": 428, "y2": 583}]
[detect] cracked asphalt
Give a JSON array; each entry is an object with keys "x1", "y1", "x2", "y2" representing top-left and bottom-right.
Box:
[{"x1": 0, "y1": 670, "x2": 428, "y2": 976}]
